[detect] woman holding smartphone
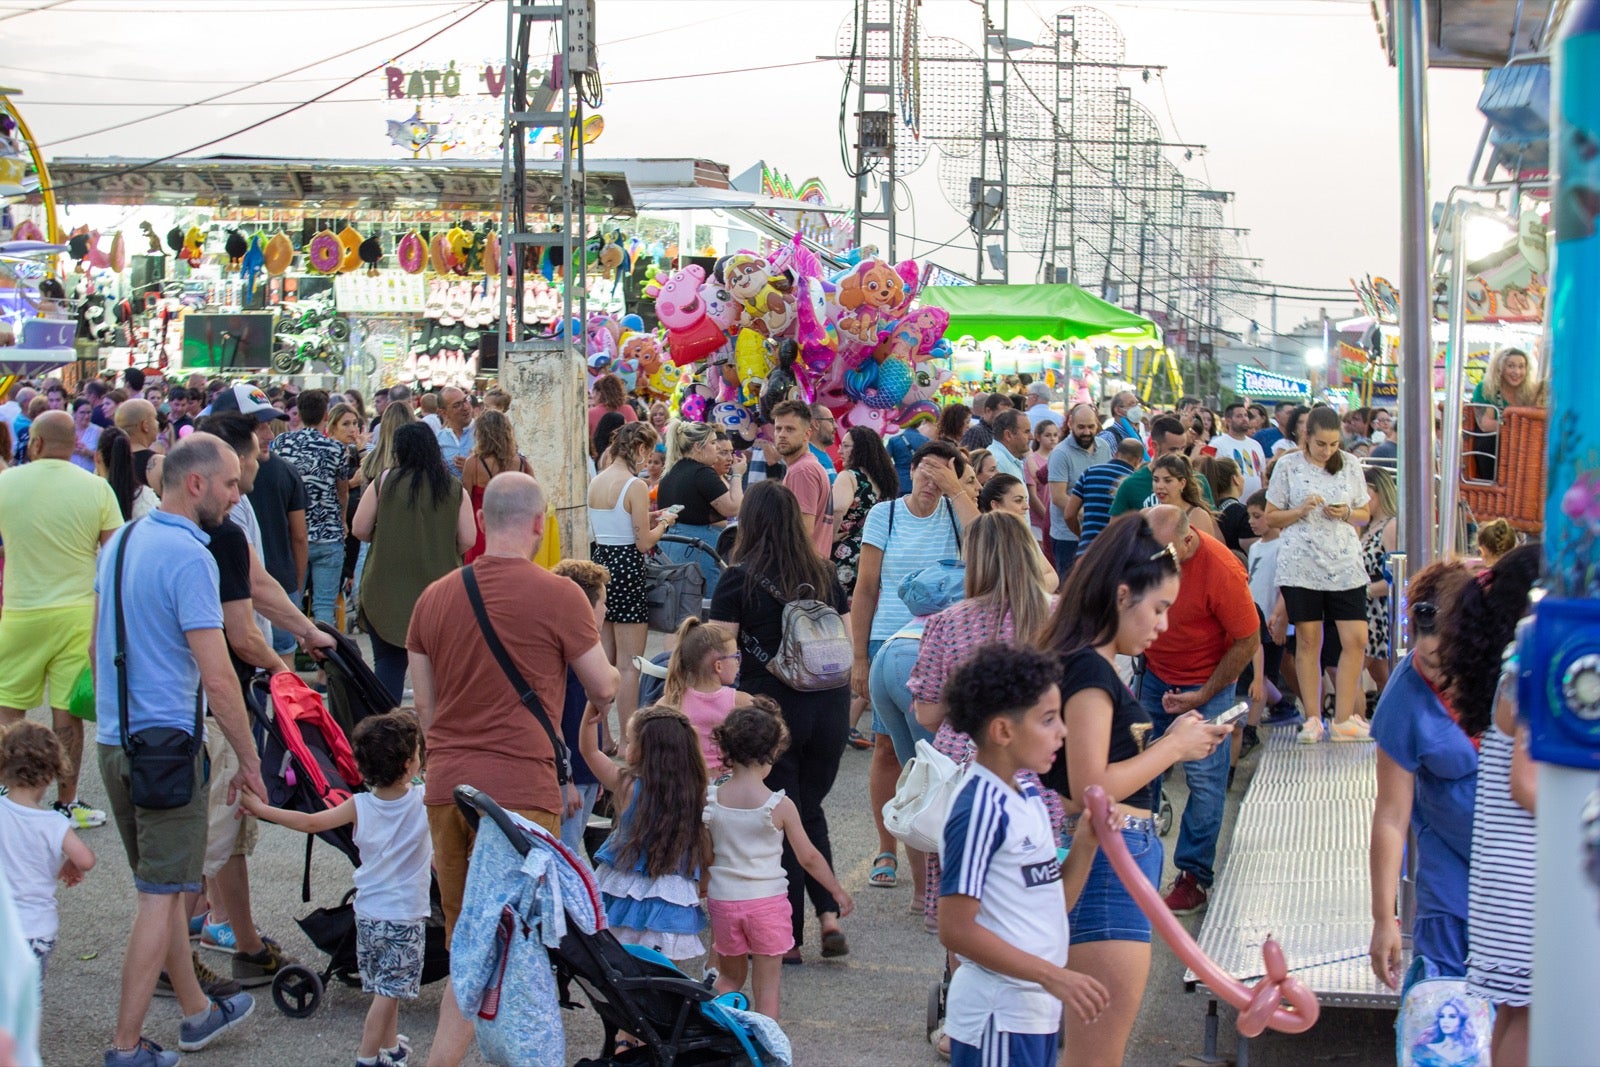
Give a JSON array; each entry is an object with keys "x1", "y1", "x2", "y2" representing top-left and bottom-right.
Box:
[{"x1": 1263, "y1": 406, "x2": 1372, "y2": 743}]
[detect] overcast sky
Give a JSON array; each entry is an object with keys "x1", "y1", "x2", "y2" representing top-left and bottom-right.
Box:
[{"x1": 5, "y1": 0, "x2": 1489, "y2": 329}]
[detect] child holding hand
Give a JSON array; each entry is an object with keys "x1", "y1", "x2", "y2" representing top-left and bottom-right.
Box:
[
  {"x1": 704, "y1": 697, "x2": 854, "y2": 1020},
  {"x1": 938, "y1": 645, "x2": 1110, "y2": 1067},
  {"x1": 0, "y1": 721, "x2": 96, "y2": 985},
  {"x1": 662, "y1": 617, "x2": 751, "y2": 776},
  {"x1": 241, "y1": 713, "x2": 429, "y2": 1067}
]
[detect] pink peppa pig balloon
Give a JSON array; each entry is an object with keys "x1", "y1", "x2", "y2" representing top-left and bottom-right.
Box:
[{"x1": 652, "y1": 265, "x2": 707, "y2": 330}]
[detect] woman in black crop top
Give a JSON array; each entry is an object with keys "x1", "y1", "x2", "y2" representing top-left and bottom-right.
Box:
[{"x1": 1037, "y1": 514, "x2": 1233, "y2": 1067}]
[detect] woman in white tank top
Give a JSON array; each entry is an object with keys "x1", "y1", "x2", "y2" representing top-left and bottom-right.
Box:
[{"x1": 587, "y1": 422, "x2": 677, "y2": 736}]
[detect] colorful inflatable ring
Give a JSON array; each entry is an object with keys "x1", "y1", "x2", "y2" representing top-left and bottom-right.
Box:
[
  {"x1": 306, "y1": 231, "x2": 342, "y2": 273},
  {"x1": 264, "y1": 233, "x2": 294, "y2": 276},
  {"x1": 397, "y1": 232, "x2": 426, "y2": 275},
  {"x1": 429, "y1": 233, "x2": 456, "y2": 275},
  {"x1": 337, "y1": 226, "x2": 363, "y2": 273}
]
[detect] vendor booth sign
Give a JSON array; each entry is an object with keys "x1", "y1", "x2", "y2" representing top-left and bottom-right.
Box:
[{"x1": 1236, "y1": 366, "x2": 1310, "y2": 401}]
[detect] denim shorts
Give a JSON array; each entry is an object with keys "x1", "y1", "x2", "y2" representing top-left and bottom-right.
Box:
[
  {"x1": 1068, "y1": 826, "x2": 1163, "y2": 944},
  {"x1": 869, "y1": 637, "x2": 932, "y2": 763}
]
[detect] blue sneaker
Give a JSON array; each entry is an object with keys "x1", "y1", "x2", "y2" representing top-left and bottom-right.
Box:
[
  {"x1": 187, "y1": 913, "x2": 205, "y2": 939},
  {"x1": 199, "y1": 919, "x2": 236, "y2": 952},
  {"x1": 178, "y1": 992, "x2": 254, "y2": 1052},
  {"x1": 105, "y1": 1037, "x2": 180, "y2": 1067}
]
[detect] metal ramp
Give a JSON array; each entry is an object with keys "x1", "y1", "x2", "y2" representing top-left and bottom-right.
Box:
[{"x1": 1182, "y1": 726, "x2": 1399, "y2": 1064}]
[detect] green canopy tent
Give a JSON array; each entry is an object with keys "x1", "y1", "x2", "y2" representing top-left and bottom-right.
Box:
[{"x1": 920, "y1": 283, "x2": 1161, "y2": 345}]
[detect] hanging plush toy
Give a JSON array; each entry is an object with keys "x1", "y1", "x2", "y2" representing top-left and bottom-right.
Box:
[
  {"x1": 307, "y1": 230, "x2": 341, "y2": 273},
  {"x1": 224, "y1": 229, "x2": 248, "y2": 272},
  {"x1": 180, "y1": 227, "x2": 205, "y2": 268},
  {"x1": 359, "y1": 234, "x2": 383, "y2": 275},
  {"x1": 241, "y1": 235, "x2": 265, "y2": 305},
  {"x1": 264, "y1": 233, "x2": 295, "y2": 276}
]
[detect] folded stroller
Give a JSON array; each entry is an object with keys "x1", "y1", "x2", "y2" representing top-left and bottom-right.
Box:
[
  {"x1": 313, "y1": 620, "x2": 398, "y2": 737},
  {"x1": 453, "y1": 785, "x2": 790, "y2": 1067},
  {"x1": 247, "y1": 672, "x2": 448, "y2": 1018}
]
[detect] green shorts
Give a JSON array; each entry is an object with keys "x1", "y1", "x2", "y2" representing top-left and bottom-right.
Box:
[
  {"x1": 0, "y1": 603, "x2": 93, "y2": 711},
  {"x1": 99, "y1": 742, "x2": 209, "y2": 895}
]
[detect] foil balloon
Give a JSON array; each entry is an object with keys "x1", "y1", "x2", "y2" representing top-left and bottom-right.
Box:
[
  {"x1": 834, "y1": 259, "x2": 907, "y2": 344},
  {"x1": 734, "y1": 328, "x2": 775, "y2": 404},
  {"x1": 712, "y1": 401, "x2": 754, "y2": 439},
  {"x1": 700, "y1": 281, "x2": 743, "y2": 331}
]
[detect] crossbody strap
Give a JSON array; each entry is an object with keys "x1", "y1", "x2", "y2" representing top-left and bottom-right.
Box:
[
  {"x1": 114, "y1": 521, "x2": 137, "y2": 755},
  {"x1": 738, "y1": 571, "x2": 793, "y2": 667},
  {"x1": 116, "y1": 519, "x2": 203, "y2": 754},
  {"x1": 460, "y1": 565, "x2": 571, "y2": 786}
]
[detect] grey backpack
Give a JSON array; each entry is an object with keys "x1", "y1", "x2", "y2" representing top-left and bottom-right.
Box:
[{"x1": 742, "y1": 574, "x2": 853, "y2": 692}]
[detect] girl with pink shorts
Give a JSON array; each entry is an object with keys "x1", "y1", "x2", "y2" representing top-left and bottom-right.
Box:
[{"x1": 704, "y1": 701, "x2": 853, "y2": 1020}]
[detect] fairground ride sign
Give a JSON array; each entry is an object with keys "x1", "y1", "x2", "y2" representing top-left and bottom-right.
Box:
[{"x1": 1236, "y1": 366, "x2": 1311, "y2": 401}]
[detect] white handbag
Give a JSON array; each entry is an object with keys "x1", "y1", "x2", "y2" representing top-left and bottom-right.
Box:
[{"x1": 882, "y1": 739, "x2": 968, "y2": 853}]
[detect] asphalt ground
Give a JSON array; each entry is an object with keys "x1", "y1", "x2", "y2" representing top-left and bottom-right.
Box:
[{"x1": 30, "y1": 639, "x2": 1396, "y2": 1066}]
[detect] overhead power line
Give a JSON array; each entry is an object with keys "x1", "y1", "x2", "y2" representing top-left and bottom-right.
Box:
[
  {"x1": 38, "y1": 2, "x2": 485, "y2": 148},
  {"x1": 32, "y1": 1, "x2": 491, "y2": 196}
]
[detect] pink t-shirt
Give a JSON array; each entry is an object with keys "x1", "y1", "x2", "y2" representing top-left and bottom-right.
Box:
[
  {"x1": 783, "y1": 451, "x2": 834, "y2": 558},
  {"x1": 907, "y1": 601, "x2": 1017, "y2": 705},
  {"x1": 681, "y1": 686, "x2": 738, "y2": 773}
]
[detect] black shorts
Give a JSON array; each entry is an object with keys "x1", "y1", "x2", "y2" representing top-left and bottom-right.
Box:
[{"x1": 1280, "y1": 584, "x2": 1367, "y2": 625}]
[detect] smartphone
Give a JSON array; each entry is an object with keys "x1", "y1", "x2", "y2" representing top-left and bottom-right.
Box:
[
  {"x1": 665, "y1": 504, "x2": 685, "y2": 515},
  {"x1": 1214, "y1": 701, "x2": 1250, "y2": 728}
]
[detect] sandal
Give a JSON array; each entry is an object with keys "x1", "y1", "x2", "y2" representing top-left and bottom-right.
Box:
[
  {"x1": 847, "y1": 727, "x2": 873, "y2": 751},
  {"x1": 781, "y1": 949, "x2": 802, "y2": 966},
  {"x1": 869, "y1": 852, "x2": 898, "y2": 888}
]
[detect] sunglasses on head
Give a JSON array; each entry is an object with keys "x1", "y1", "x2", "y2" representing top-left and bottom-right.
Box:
[{"x1": 1414, "y1": 600, "x2": 1439, "y2": 635}]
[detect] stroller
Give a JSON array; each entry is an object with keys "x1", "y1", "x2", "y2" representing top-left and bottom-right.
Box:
[
  {"x1": 313, "y1": 620, "x2": 399, "y2": 737},
  {"x1": 646, "y1": 533, "x2": 727, "y2": 634},
  {"x1": 246, "y1": 672, "x2": 449, "y2": 1018},
  {"x1": 453, "y1": 784, "x2": 788, "y2": 1066}
]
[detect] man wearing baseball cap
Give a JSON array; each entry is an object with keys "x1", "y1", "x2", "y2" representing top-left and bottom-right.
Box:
[{"x1": 205, "y1": 383, "x2": 278, "y2": 422}]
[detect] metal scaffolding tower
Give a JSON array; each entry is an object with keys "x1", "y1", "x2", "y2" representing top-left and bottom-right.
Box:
[
  {"x1": 849, "y1": 0, "x2": 899, "y2": 260},
  {"x1": 974, "y1": 0, "x2": 1011, "y2": 283}
]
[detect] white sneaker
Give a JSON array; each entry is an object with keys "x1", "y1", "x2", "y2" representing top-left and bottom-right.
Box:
[{"x1": 1297, "y1": 718, "x2": 1324, "y2": 744}]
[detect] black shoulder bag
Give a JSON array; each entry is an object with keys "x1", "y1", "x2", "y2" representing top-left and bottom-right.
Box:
[
  {"x1": 460, "y1": 565, "x2": 571, "y2": 786},
  {"x1": 115, "y1": 520, "x2": 204, "y2": 810}
]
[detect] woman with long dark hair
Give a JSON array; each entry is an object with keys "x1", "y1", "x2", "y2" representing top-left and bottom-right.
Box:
[
  {"x1": 95, "y1": 425, "x2": 157, "y2": 520},
  {"x1": 1263, "y1": 405, "x2": 1372, "y2": 743},
  {"x1": 829, "y1": 425, "x2": 898, "y2": 598},
  {"x1": 1038, "y1": 514, "x2": 1232, "y2": 1067},
  {"x1": 1151, "y1": 454, "x2": 1220, "y2": 539},
  {"x1": 463, "y1": 410, "x2": 534, "y2": 564},
  {"x1": 1457, "y1": 545, "x2": 1542, "y2": 1066},
  {"x1": 353, "y1": 422, "x2": 474, "y2": 699},
  {"x1": 1367, "y1": 558, "x2": 1475, "y2": 995},
  {"x1": 709, "y1": 481, "x2": 852, "y2": 962}
]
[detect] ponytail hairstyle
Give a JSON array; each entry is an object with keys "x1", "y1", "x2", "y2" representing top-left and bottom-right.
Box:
[
  {"x1": 1475, "y1": 517, "x2": 1517, "y2": 563},
  {"x1": 666, "y1": 418, "x2": 717, "y2": 472},
  {"x1": 662, "y1": 617, "x2": 735, "y2": 707},
  {"x1": 1306, "y1": 406, "x2": 1346, "y2": 475},
  {"x1": 1151, "y1": 453, "x2": 1206, "y2": 510},
  {"x1": 1196, "y1": 455, "x2": 1241, "y2": 505},
  {"x1": 613, "y1": 705, "x2": 712, "y2": 877},
  {"x1": 1438, "y1": 543, "x2": 1541, "y2": 738},
  {"x1": 96, "y1": 425, "x2": 138, "y2": 520},
  {"x1": 1037, "y1": 513, "x2": 1181, "y2": 654},
  {"x1": 978, "y1": 472, "x2": 1025, "y2": 513}
]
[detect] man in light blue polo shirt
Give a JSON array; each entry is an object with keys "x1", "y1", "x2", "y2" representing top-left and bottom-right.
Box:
[
  {"x1": 1047, "y1": 403, "x2": 1111, "y2": 577},
  {"x1": 436, "y1": 386, "x2": 476, "y2": 476},
  {"x1": 94, "y1": 434, "x2": 266, "y2": 1067}
]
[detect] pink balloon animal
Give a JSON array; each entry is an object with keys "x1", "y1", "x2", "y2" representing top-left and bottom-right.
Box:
[{"x1": 1081, "y1": 785, "x2": 1320, "y2": 1038}]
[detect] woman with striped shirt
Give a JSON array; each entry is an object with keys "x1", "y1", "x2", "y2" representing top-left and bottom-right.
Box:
[{"x1": 1455, "y1": 546, "x2": 1542, "y2": 1067}]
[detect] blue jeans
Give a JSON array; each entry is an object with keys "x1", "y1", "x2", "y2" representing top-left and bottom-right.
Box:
[
  {"x1": 1139, "y1": 666, "x2": 1235, "y2": 888},
  {"x1": 560, "y1": 782, "x2": 601, "y2": 858},
  {"x1": 869, "y1": 636, "x2": 932, "y2": 763},
  {"x1": 306, "y1": 541, "x2": 344, "y2": 628},
  {"x1": 1052, "y1": 536, "x2": 1079, "y2": 579}
]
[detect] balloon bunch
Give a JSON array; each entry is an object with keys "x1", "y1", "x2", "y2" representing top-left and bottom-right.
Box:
[{"x1": 585, "y1": 234, "x2": 954, "y2": 443}]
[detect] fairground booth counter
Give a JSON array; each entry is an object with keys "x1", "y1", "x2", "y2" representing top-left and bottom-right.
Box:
[
  {"x1": 1, "y1": 154, "x2": 853, "y2": 398},
  {"x1": 920, "y1": 282, "x2": 1161, "y2": 416}
]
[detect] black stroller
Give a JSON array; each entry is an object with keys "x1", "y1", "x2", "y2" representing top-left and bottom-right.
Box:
[
  {"x1": 247, "y1": 671, "x2": 448, "y2": 1018},
  {"x1": 454, "y1": 785, "x2": 783, "y2": 1066}
]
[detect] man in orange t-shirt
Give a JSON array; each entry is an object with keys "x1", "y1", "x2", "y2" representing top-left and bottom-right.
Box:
[
  {"x1": 408, "y1": 472, "x2": 619, "y2": 1067},
  {"x1": 1140, "y1": 504, "x2": 1260, "y2": 916}
]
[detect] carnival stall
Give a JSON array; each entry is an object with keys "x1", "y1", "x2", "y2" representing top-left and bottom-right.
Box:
[{"x1": 919, "y1": 282, "x2": 1162, "y2": 410}]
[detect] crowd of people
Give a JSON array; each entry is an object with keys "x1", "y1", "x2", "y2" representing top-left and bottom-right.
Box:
[{"x1": 0, "y1": 361, "x2": 1543, "y2": 1067}]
